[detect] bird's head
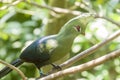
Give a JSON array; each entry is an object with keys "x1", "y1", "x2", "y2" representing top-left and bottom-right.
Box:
[
  {"x1": 71, "y1": 13, "x2": 94, "y2": 35},
  {"x1": 61, "y1": 13, "x2": 95, "y2": 36}
]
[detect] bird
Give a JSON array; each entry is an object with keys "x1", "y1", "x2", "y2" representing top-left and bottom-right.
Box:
[{"x1": 0, "y1": 13, "x2": 94, "y2": 78}]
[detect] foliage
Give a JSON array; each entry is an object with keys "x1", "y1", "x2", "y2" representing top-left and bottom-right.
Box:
[{"x1": 0, "y1": 0, "x2": 120, "y2": 80}]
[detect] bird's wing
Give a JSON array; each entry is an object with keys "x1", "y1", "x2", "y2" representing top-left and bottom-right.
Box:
[{"x1": 20, "y1": 37, "x2": 50, "y2": 63}]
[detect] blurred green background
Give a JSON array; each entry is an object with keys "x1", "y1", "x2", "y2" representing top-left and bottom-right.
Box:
[{"x1": 0, "y1": 0, "x2": 120, "y2": 80}]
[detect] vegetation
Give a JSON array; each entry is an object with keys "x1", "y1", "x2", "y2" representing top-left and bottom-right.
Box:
[{"x1": 0, "y1": 0, "x2": 120, "y2": 80}]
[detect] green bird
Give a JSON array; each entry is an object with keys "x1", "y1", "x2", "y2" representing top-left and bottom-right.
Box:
[{"x1": 0, "y1": 13, "x2": 94, "y2": 78}]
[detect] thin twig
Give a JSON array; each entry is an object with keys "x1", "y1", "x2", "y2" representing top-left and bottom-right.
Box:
[
  {"x1": 0, "y1": 0, "x2": 23, "y2": 10},
  {"x1": 23, "y1": 0, "x2": 81, "y2": 15},
  {"x1": 95, "y1": 15, "x2": 120, "y2": 28},
  {"x1": 38, "y1": 49, "x2": 120, "y2": 80},
  {"x1": 0, "y1": 59, "x2": 26, "y2": 80},
  {"x1": 24, "y1": 1, "x2": 120, "y2": 28},
  {"x1": 1, "y1": 0, "x2": 119, "y2": 29}
]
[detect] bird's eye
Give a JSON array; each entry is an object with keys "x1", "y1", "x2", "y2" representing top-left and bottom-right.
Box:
[{"x1": 74, "y1": 25, "x2": 81, "y2": 32}]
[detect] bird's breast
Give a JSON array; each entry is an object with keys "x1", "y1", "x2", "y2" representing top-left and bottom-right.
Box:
[{"x1": 48, "y1": 43, "x2": 72, "y2": 63}]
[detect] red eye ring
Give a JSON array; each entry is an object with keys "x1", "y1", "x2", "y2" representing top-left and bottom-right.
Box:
[{"x1": 74, "y1": 25, "x2": 81, "y2": 32}]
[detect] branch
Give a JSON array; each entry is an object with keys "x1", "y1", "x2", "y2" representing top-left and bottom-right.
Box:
[
  {"x1": 45, "y1": 30, "x2": 120, "y2": 74},
  {"x1": 28, "y1": 29, "x2": 120, "y2": 80},
  {"x1": 59, "y1": 30, "x2": 120, "y2": 69},
  {"x1": 23, "y1": 0, "x2": 81, "y2": 15},
  {"x1": 0, "y1": 0, "x2": 23, "y2": 10},
  {"x1": 95, "y1": 15, "x2": 120, "y2": 28},
  {"x1": 38, "y1": 49, "x2": 120, "y2": 80},
  {"x1": 23, "y1": 1, "x2": 120, "y2": 28},
  {"x1": 0, "y1": 59, "x2": 26, "y2": 80}
]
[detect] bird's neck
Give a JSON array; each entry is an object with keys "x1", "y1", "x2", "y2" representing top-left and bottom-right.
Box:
[{"x1": 56, "y1": 27, "x2": 79, "y2": 46}]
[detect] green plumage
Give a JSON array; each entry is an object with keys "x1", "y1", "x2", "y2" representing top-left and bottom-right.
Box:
[{"x1": 0, "y1": 13, "x2": 94, "y2": 78}]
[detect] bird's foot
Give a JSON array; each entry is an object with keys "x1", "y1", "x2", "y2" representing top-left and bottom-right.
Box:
[
  {"x1": 40, "y1": 73, "x2": 47, "y2": 77},
  {"x1": 51, "y1": 63, "x2": 62, "y2": 71},
  {"x1": 39, "y1": 69, "x2": 47, "y2": 78}
]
